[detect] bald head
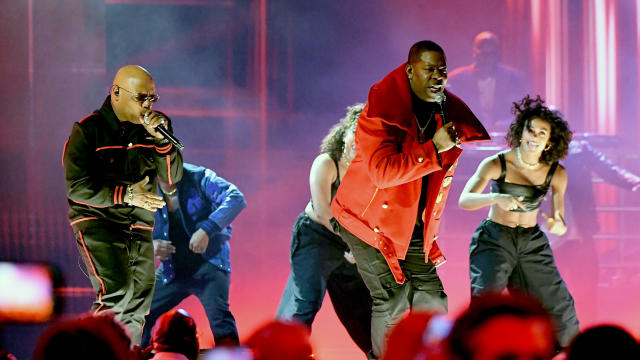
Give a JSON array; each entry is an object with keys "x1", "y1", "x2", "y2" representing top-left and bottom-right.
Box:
[
  {"x1": 474, "y1": 31, "x2": 499, "y2": 49},
  {"x1": 110, "y1": 65, "x2": 156, "y2": 123},
  {"x1": 113, "y1": 65, "x2": 153, "y2": 87},
  {"x1": 472, "y1": 31, "x2": 500, "y2": 72}
]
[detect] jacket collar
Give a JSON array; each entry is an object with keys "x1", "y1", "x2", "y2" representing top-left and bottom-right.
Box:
[
  {"x1": 369, "y1": 63, "x2": 491, "y2": 143},
  {"x1": 98, "y1": 95, "x2": 125, "y2": 133}
]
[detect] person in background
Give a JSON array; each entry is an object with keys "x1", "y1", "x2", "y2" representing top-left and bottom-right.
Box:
[
  {"x1": 445, "y1": 293, "x2": 556, "y2": 360},
  {"x1": 448, "y1": 31, "x2": 527, "y2": 132},
  {"x1": 380, "y1": 311, "x2": 447, "y2": 360},
  {"x1": 142, "y1": 163, "x2": 246, "y2": 348},
  {"x1": 276, "y1": 103, "x2": 372, "y2": 355},
  {"x1": 148, "y1": 309, "x2": 199, "y2": 360},
  {"x1": 33, "y1": 312, "x2": 134, "y2": 360},
  {"x1": 566, "y1": 324, "x2": 640, "y2": 359},
  {"x1": 244, "y1": 320, "x2": 314, "y2": 360}
]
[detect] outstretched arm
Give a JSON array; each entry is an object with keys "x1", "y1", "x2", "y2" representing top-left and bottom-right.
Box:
[
  {"x1": 581, "y1": 141, "x2": 640, "y2": 191},
  {"x1": 458, "y1": 155, "x2": 525, "y2": 211}
]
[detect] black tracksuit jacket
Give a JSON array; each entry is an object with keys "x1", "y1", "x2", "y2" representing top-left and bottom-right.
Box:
[{"x1": 63, "y1": 96, "x2": 183, "y2": 230}]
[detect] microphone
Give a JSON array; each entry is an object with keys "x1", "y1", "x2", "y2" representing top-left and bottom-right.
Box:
[
  {"x1": 434, "y1": 92, "x2": 447, "y2": 124},
  {"x1": 434, "y1": 91, "x2": 461, "y2": 146},
  {"x1": 156, "y1": 125, "x2": 185, "y2": 150},
  {"x1": 144, "y1": 112, "x2": 185, "y2": 150}
]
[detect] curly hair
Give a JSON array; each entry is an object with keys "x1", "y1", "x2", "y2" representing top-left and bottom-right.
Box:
[
  {"x1": 505, "y1": 95, "x2": 572, "y2": 164},
  {"x1": 321, "y1": 103, "x2": 364, "y2": 160}
]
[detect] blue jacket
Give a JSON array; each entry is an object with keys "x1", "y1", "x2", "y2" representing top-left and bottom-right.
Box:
[{"x1": 153, "y1": 163, "x2": 246, "y2": 280}]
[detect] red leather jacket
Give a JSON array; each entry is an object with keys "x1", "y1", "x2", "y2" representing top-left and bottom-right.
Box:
[{"x1": 331, "y1": 63, "x2": 490, "y2": 284}]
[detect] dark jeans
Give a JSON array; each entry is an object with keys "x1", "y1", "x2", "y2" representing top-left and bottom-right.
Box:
[
  {"x1": 470, "y1": 219, "x2": 580, "y2": 346},
  {"x1": 75, "y1": 224, "x2": 155, "y2": 344},
  {"x1": 141, "y1": 261, "x2": 238, "y2": 347},
  {"x1": 276, "y1": 213, "x2": 372, "y2": 355},
  {"x1": 338, "y1": 225, "x2": 447, "y2": 358}
]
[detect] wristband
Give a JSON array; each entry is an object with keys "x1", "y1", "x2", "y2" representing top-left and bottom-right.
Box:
[
  {"x1": 160, "y1": 187, "x2": 177, "y2": 196},
  {"x1": 126, "y1": 185, "x2": 134, "y2": 204}
]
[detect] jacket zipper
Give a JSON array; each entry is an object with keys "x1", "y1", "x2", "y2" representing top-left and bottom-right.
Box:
[{"x1": 360, "y1": 188, "x2": 379, "y2": 217}]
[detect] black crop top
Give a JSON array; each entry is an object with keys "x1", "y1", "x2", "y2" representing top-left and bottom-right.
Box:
[{"x1": 490, "y1": 153, "x2": 558, "y2": 212}]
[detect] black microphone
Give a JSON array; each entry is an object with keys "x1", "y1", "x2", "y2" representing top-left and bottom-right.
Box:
[
  {"x1": 434, "y1": 92, "x2": 447, "y2": 124},
  {"x1": 435, "y1": 91, "x2": 461, "y2": 146},
  {"x1": 156, "y1": 125, "x2": 184, "y2": 150}
]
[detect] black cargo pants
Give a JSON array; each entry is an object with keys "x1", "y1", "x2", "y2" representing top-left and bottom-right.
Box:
[
  {"x1": 470, "y1": 219, "x2": 580, "y2": 346},
  {"x1": 338, "y1": 225, "x2": 447, "y2": 358}
]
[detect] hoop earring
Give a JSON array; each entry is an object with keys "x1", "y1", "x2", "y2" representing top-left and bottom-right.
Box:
[{"x1": 544, "y1": 144, "x2": 551, "y2": 151}]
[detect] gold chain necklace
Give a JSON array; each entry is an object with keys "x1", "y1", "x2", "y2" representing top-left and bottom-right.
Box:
[{"x1": 416, "y1": 108, "x2": 435, "y2": 144}]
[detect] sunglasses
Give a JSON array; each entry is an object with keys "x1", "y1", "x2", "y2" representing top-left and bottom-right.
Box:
[{"x1": 115, "y1": 85, "x2": 159, "y2": 103}]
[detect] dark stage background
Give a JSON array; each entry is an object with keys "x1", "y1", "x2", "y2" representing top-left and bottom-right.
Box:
[{"x1": 1, "y1": 1, "x2": 640, "y2": 359}]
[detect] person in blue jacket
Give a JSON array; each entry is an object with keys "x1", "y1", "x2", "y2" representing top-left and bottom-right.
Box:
[{"x1": 141, "y1": 163, "x2": 246, "y2": 348}]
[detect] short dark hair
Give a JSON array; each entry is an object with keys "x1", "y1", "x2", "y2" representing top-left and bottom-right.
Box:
[
  {"x1": 505, "y1": 95, "x2": 572, "y2": 164},
  {"x1": 568, "y1": 325, "x2": 640, "y2": 359},
  {"x1": 152, "y1": 309, "x2": 199, "y2": 360},
  {"x1": 32, "y1": 312, "x2": 132, "y2": 360},
  {"x1": 445, "y1": 292, "x2": 554, "y2": 360},
  {"x1": 408, "y1": 40, "x2": 445, "y2": 64}
]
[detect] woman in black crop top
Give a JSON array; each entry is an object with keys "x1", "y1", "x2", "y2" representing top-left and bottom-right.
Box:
[
  {"x1": 275, "y1": 104, "x2": 373, "y2": 356},
  {"x1": 458, "y1": 96, "x2": 580, "y2": 347}
]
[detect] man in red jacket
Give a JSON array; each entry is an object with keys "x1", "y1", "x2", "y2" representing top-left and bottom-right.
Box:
[{"x1": 331, "y1": 40, "x2": 490, "y2": 358}]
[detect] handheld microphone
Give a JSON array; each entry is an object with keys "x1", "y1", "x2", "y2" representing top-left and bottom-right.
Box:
[
  {"x1": 434, "y1": 92, "x2": 447, "y2": 124},
  {"x1": 156, "y1": 125, "x2": 185, "y2": 150},
  {"x1": 435, "y1": 91, "x2": 461, "y2": 146}
]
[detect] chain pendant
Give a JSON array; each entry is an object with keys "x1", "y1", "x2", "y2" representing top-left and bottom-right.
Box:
[{"x1": 416, "y1": 108, "x2": 434, "y2": 144}]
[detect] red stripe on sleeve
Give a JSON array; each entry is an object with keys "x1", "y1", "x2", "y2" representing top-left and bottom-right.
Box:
[
  {"x1": 155, "y1": 143, "x2": 173, "y2": 154},
  {"x1": 69, "y1": 217, "x2": 99, "y2": 226},
  {"x1": 166, "y1": 155, "x2": 173, "y2": 185},
  {"x1": 95, "y1": 145, "x2": 125, "y2": 151},
  {"x1": 71, "y1": 200, "x2": 108, "y2": 208}
]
